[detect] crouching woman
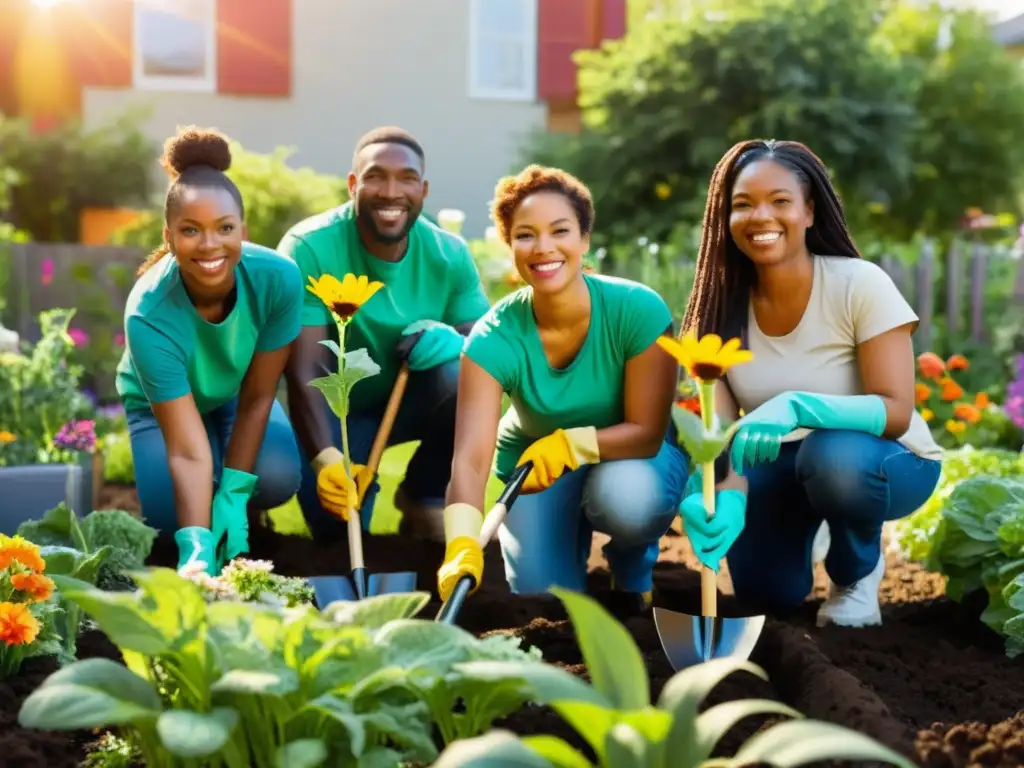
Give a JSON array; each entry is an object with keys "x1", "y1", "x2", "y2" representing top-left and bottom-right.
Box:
[
  {"x1": 115, "y1": 126, "x2": 304, "y2": 574},
  {"x1": 436, "y1": 165, "x2": 689, "y2": 612}
]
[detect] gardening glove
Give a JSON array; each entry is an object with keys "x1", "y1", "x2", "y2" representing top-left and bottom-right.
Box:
[
  {"x1": 730, "y1": 392, "x2": 887, "y2": 474},
  {"x1": 317, "y1": 459, "x2": 374, "y2": 521},
  {"x1": 400, "y1": 319, "x2": 465, "y2": 371},
  {"x1": 678, "y1": 489, "x2": 747, "y2": 572},
  {"x1": 175, "y1": 526, "x2": 218, "y2": 577},
  {"x1": 516, "y1": 427, "x2": 600, "y2": 494},
  {"x1": 211, "y1": 467, "x2": 258, "y2": 564},
  {"x1": 438, "y1": 502, "x2": 485, "y2": 601}
]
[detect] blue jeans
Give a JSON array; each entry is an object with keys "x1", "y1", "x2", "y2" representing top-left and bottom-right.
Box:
[
  {"x1": 726, "y1": 430, "x2": 941, "y2": 610},
  {"x1": 297, "y1": 359, "x2": 459, "y2": 541},
  {"x1": 126, "y1": 397, "x2": 302, "y2": 534},
  {"x1": 498, "y1": 438, "x2": 689, "y2": 595}
]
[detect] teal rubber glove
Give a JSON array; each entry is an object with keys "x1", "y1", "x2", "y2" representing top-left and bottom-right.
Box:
[
  {"x1": 678, "y1": 489, "x2": 747, "y2": 572},
  {"x1": 730, "y1": 392, "x2": 887, "y2": 474},
  {"x1": 401, "y1": 319, "x2": 464, "y2": 371},
  {"x1": 212, "y1": 467, "x2": 258, "y2": 565},
  {"x1": 175, "y1": 527, "x2": 217, "y2": 576}
]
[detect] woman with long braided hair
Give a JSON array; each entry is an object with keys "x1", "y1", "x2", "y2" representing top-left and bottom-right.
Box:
[{"x1": 677, "y1": 139, "x2": 942, "y2": 627}]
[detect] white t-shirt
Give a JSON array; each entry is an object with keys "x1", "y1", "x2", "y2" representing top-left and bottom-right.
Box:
[{"x1": 725, "y1": 255, "x2": 943, "y2": 462}]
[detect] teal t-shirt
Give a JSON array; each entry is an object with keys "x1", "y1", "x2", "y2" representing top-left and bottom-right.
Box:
[
  {"x1": 116, "y1": 242, "x2": 304, "y2": 414},
  {"x1": 277, "y1": 202, "x2": 490, "y2": 412},
  {"x1": 464, "y1": 273, "x2": 673, "y2": 481}
]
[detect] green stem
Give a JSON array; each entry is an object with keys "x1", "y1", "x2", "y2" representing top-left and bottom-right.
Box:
[
  {"x1": 335, "y1": 318, "x2": 354, "y2": 480},
  {"x1": 697, "y1": 379, "x2": 717, "y2": 514}
]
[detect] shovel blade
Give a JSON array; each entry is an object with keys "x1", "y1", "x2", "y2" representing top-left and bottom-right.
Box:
[
  {"x1": 653, "y1": 607, "x2": 765, "y2": 671},
  {"x1": 310, "y1": 576, "x2": 357, "y2": 610},
  {"x1": 368, "y1": 571, "x2": 418, "y2": 596}
]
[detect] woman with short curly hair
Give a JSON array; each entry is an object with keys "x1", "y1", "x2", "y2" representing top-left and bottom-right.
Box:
[{"x1": 436, "y1": 165, "x2": 690, "y2": 612}]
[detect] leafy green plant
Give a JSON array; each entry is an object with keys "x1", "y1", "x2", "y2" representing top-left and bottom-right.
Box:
[
  {"x1": 433, "y1": 588, "x2": 915, "y2": 768},
  {"x1": 179, "y1": 557, "x2": 314, "y2": 607},
  {"x1": 101, "y1": 429, "x2": 136, "y2": 485},
  {"x1": 19, "y1": 571, "x2": 543, "y2": 767}
]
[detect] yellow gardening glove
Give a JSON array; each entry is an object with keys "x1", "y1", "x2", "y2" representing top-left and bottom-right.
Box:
[
  {"x1": 437, "y1": 502, "x2": 485, "y2": 602},
  {"x1": 516, "y1": 426, "x2": 600, "y2": 494},
  {"x1": 316, "y1": 460, "x2": 374, "y2": 521}
]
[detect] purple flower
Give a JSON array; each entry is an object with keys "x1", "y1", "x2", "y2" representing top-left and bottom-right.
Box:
[
  {"x1": 53, "y1": 420, "x2": 97, "y2": 453},
  {"x1": 67, "y1": 328, "x2": 89, "y2": 347},
  {"x1": 41, "y1": 258, "x2": 54, "y2": 286},
  {"x1": 1005, "y1": 355, "x2": 1024, "y2": 429}
]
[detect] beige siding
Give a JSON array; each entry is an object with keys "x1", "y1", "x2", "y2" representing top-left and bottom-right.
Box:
[{"x1": 82, "y1": 0, "x2": 547, "y2": 238}]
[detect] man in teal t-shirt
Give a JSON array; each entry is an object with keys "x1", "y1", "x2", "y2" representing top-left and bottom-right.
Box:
[{"x1": 280, "y1": 126, "x2": 490, "y2": 542}]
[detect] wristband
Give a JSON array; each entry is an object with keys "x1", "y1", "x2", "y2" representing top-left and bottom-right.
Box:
[
  {"x1": 311, "y1": 446, "x2": 344, "y2": 475},
  {"x1": 443, "y1": 502, "x2": 483, "y2": 543}
]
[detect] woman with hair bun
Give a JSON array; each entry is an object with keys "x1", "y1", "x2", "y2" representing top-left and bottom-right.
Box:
[{"x1": 115, "y1": 126, "x2": 304, "y2": 574}]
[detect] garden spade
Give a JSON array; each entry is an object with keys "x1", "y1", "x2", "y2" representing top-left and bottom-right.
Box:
[
  {"x1": 653, "y1": 467, "x2": 765, "y2": 670},
  {"x1": 436, "y1": 461, "x2": 533, "y2": 625},
  {"x1": 309, "y1": 363, "x2": 417, "y2": 608}
]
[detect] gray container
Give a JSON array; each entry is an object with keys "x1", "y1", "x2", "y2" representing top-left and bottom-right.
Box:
[{"x1": 0, "y1": 455, "x2": 93, "y2": 534}]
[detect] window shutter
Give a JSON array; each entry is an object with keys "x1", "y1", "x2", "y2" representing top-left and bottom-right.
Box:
[
  {"x1": 537, "y1": 0, "x2": 593, "y2": 102},
  {"x1": 601, "y1": 0, "x2": 626, "y2": 40},
  {"x1": 60, "y1": 0, "x2": 133, "y2": 88},
  {"x1": 216, "y1": 0, "x2": 291, "y2": 96}
]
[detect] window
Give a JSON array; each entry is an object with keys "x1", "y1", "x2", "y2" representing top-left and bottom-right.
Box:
[
  {"x1": 133, "y1": 0, "x2": 217, "y2": 91},
  {"x1": 468, "y1": 0, "x2": 537, "y2": 101}
]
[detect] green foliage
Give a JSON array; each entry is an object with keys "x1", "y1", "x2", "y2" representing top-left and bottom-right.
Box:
[
  {"x1": 20, "y1": 573, "x2": 543, "y2": 767},
  {"x1": 112, "y1": 142, "x2": 348, "y2": 250},
  {"x1": 101, "y1": 430, "x2": 136, "y2": 485},
  {"x1": 434, "y1": 588, "x2": 915, "y2": 768},
  {"x1": 0, "y1": 110, "x2": 154, "y2": 242}
]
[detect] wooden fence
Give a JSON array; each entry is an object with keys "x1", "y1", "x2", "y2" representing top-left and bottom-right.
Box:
[{"x1": 3, "y1": 240, "x2": 1022, "y2": 352}]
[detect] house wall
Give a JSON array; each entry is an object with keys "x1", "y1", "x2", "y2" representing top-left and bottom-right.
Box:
[{"x1": 81, "y1": 0, "x2": 548, "y2": 239}]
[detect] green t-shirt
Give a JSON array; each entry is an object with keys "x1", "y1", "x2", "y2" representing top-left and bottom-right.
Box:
[
  {"x1": 464, "y1": 273, "x2": 673, "y2": 481},
  {"x1": 277, "y1": 202, "x2": 490, "y2": 412},
  {"x1": 116, "y1": 242, "x2": 304, "y2": 414}
]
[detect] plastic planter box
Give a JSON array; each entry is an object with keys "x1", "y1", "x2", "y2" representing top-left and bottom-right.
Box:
[{"x1": 0, "y1": 452, "x2": 101, "y2": 535}]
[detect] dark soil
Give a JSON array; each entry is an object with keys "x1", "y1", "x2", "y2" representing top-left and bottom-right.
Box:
[{"x1": 8, "y1": 483, "x2": 1023, "y2": 767}]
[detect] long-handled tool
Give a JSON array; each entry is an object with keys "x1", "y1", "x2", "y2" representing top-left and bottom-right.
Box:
[
  {"x1": 653, "y1": 466, "x2": 765, "y2": 670},
  {"x1": 435, "y1": 461, "x2": 533, "y2": 625},
  {"x1": 309, "y1": 364, "x2": 418, "y2": 608}
]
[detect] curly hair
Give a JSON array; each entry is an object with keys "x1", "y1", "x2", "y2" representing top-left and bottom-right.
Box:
[
  {"x1": 490, "y1": 164, "x2": 595, "y2": 245},
  {"x1": 137, "y1": 125, "x2": 245, "y2": 277},
  {"x1": 682, "y1": 139, "x2": 862, "y2": 341}
]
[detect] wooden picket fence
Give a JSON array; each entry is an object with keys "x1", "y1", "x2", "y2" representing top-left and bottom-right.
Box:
[{"x1": 2, "y1": 240, "x2": 1021, "y2": 353}]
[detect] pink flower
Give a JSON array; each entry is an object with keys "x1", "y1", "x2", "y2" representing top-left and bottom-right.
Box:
[
  {"x1": 114, "y1": 332, "x2": 125, "y2": 346},
  {"x1": 41, "y1": 259, "x2": 54, "y2": 286},
  {"x1": 67, "y1": 328, "x2": 89, "y2": 347}
]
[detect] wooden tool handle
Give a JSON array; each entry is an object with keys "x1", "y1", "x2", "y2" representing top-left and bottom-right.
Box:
[
  {"x1": 366, "y1": 364, "x2": 410, "y2": 474},
  {"x1": 701, "y1": 461, "x2": 718, "y2": 617}
]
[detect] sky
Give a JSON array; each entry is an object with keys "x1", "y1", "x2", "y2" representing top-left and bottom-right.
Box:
[{"x1": 954, "y1": 0, "x2": 1024, "y2": 21}]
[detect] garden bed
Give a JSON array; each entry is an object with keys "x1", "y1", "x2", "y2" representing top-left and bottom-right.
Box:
[{"x1": 6, "y1": 483, "x2": 1022, "y2": 767}]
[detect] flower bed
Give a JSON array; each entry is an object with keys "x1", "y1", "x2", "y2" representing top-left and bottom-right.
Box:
[{"x1": 1, "y1": 483, "x2": 1017, "y2": 767}]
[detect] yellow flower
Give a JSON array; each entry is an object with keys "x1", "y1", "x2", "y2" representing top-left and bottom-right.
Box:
[
  {"x1": 0, "y1": 431, "x2": 15, "y2": 445},
  {"x1": 945, "y1": 419, "x2": 966, "y2": 435},
  {"x1": 0, "y1": 536, "x2": 45, "y2": 573},
  {"x1": 920, "y1": 408, "x2": 934, "y2": 422},
  {"x1": 307, "y1": 273, "x2": 384, "y2": 323},
  {"x1": 657, "y1": 330, "x2": 753, "y2": 381},
  {"x1": 0, "y1": 602, "x2": 40, "y2": 646},
  {"x1": 654, "y1": 182, "x2": 672, "y2": 200}
]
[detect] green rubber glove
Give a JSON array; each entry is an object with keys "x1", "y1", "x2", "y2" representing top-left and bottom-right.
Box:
[
  {"x1": 175, "y1": 527, "x2": 217, "y2": 576},
  {"x1": 400, "y1": 320, "x2": 465, "y2": 371},
  {"x1": 212, "y1": 467, "x2": 258, "y2": 566},
  {"x1": 730, "y1": 392, "x2": 887, "y2": 474},
  {"x1": 678, "y1": 489, "x2": 747, "y2": 572}
]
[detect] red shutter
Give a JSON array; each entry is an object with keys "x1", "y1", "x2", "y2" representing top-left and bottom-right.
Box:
[
  {"x1": 601, "y1": 0, "x2": 627, "y2": 40},
  {"x1": 217, "y1": 0, "x2": 291, "y2": 96},
  {"x1": 59, "y1": 0, "x2": 133, "y2": 88},
  {"x1": 537, "y1": 0, "x2": 593, "y2": 102}
]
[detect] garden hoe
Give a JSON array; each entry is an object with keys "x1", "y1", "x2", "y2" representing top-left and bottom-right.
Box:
[
  {"x1": 309, "y1": 362, "x2": 418, "y2": 608},
  {"x1": 653, "y1": 466, "x2": 766, "y2": 670},
  {"x1": 435, "y1": 460, "x2": 533, "y2": 626}
]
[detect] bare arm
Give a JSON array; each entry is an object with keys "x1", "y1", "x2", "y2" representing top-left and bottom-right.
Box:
[
  {"x1": 284, "y1": 325, "x2": 336, "y2": 464},
  {"x1": 151, "y1": 396, "x2": 214, "y2": 528},
  {"x1": 445, "y1": 356, "x2": 503, "y2": 512},
  {"x1": 594, "y1": 327, "x2": 680, "y2": 461},
  {"x1": 223, "y1": 345, "x2": 292, "y2": 473},
  {"x1": 856, "y1": 323, "x2": 917, "y2": 438}
]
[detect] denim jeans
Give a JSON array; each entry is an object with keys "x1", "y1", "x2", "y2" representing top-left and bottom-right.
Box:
[
  {"x1": 726, "y1": 429, "x2": 942, "y2": 610},
  {"x1": 296, "y1": 359, "x2": 459, "y2": 541},
  {"x1": 498, "y1": 438, "x2": 689, "y2": 595},
  {"x1": 125, "y1": 397, "x2": 302, "y2": 534}
]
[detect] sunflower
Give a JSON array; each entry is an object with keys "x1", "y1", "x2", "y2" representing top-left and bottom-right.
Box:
[
  {"x1": 307, "y1": 273, "x2": 384, "y2": 323},
  {"x1": 657, "y1": 330, "x2": 753, "y2": 381}
]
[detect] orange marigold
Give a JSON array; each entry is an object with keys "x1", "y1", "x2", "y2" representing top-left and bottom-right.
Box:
[
  {"x1": 915, "y1": 382, "x2": 932, "y2": 404},
  {"x1": 946, "y1": 354, "x2": 969, "y2": 371},
  {"x1": 952, "y1": 403, "x2": 982, "y2": 425},
  {"x1": 939, "y1": 377, "x2": 964, "y2": 402},
  {"x1": 675, "y1": 395, "x2": 702, "y2": 416},
  {"x1": 0, "y1": 602, "x2": 40, "y2": 646},
  {"x1": 0, "y1": 536, "x2": 45, "y2": 573},
  {"x1": 10, "y1": 572, "x2": 54, "y2": 602},
  {"x1": 917, "y1": 352, "x2": 946, "y2": 379},
  {"x1": 975, "y1": 392, "x2": 990, "y2": 408}
]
